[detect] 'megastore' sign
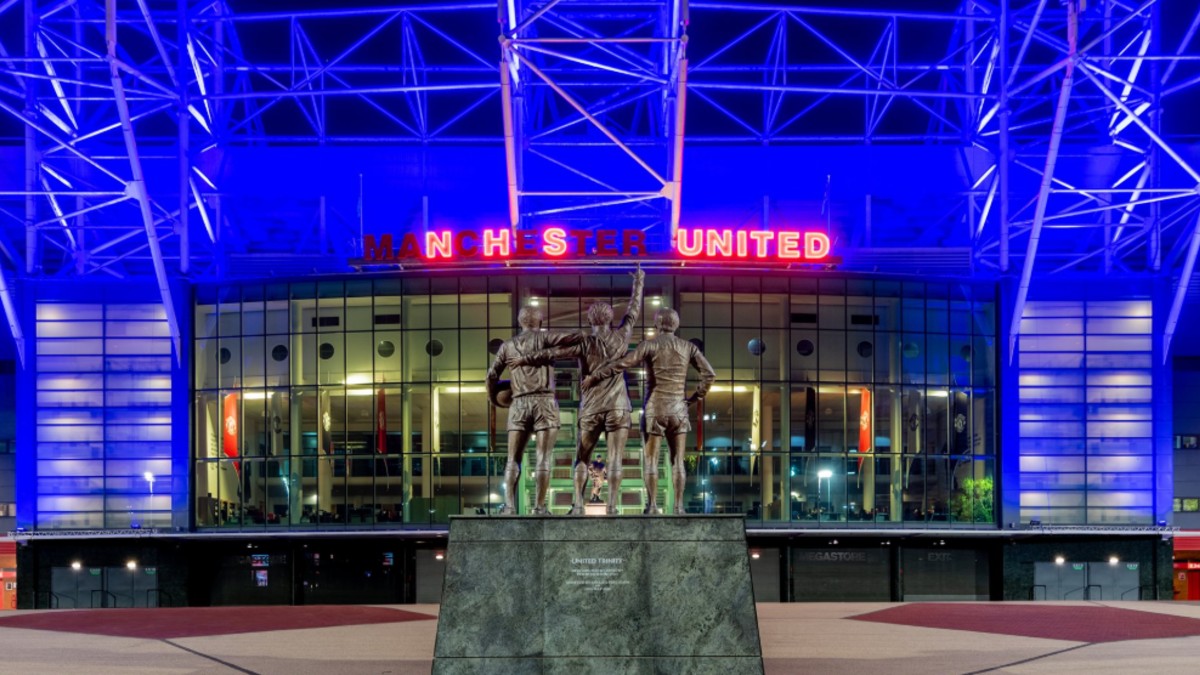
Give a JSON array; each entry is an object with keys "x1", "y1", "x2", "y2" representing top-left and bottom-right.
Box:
[{"x1": 360, "y1": 227, "x2": 832, "y2": 263}]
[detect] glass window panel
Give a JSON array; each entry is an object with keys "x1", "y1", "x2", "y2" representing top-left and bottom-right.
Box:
[
  {"x1": 816, "y1": 387, "x2": 845, "y2": 453},
  {"x1": 790, "y1": 330, "x2": 817, "y2": 383},
  {"x1": 817, "y1": 296, "x2": 844, "y2": 330},
  {"x1": 37, "y1": 321, "x2": 104, "y2": 338},
  {"x1": 1086, "y1": 300, "x2": 1150, "y2": 317},
  {"x1": 1085, "y1": 335, "x2": 1151, "y2": 352},
  {"x1": 1023, "y1": 301, "x2": 1082, "y2": 317},
  {"x1": 346, "y1": 295, "x2": 373, "y2": 332},
  {"x1": 1086, "y1": 352, "x2": 1152, "y2": 368},
  {"x1": 818, "y1": 331, "x2": 845, "y2": 382},
  {"x1": 1020, "y1": 352, "x2": 1084, "y2": 368},
  {"x1": 873, "y1": 332, "x2": 899, "y2": 384},
  {"x1": 901, "y1": 333, "x2": 925, "y2": 384},
  {"x1": 374, "y1": 330, "x2": 402, "y2": 384},
  {"x1": 217, "y1": 289, "x2": 241, "y2": 337},
  {"x1": 846, "y1": 331, "x2": 873, "y2": 384},
  {"x1": 38, "y1": 303, "x2": 103, "y2": 321},
  {"x1": 926, "y1": 297, "x2": 949, "y2": 335},
  {"x1": 926, "y1": 333, "x2": 948, "y2": 386},
  {"x1": 38, "y1": 338, "x2": 103, "y2": 356},
  {"x1": 703, "y1": 327, "x2": 733, "y2": 374}
]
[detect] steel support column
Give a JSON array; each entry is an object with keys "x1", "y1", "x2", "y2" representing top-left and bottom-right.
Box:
[{"x1": 105, "y1": 0, "x2": 182, "y2": 364}]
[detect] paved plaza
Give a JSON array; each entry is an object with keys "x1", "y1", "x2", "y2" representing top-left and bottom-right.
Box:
[{"x1": 0, "y1": 602, "x2": 1198, "y2": 674}]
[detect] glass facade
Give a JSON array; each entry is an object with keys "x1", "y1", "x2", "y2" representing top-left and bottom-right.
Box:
[
  {"x1": 32, "y1": 301, "x2": 175, "y2": 529},
  {"x1": 193, "y1": 273, "x2": 998, "y2": 530},
  {"x1": 1018, "y1": 300, "x2": 1155, "y2": 524}
]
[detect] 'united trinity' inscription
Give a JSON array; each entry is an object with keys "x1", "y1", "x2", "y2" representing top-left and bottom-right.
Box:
[{"x1": 566, "y1": 557, "x2": 629, "y2": 592}]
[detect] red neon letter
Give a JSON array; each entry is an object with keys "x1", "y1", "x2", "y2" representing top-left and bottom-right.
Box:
[
  {"x1": 735, "y1": 230, "x2": 748, "y2": 257},
  {"x1": 543, "y1": 228, "x2": 568, "y2": 257},
  {"x1": 596, "y1": 230, "x2": 617, "y2": 255},
  {"x1": 455, "y1": 231, "x2": 478, "y2": 257},
  {"x1": 804, "y1": 232, "x2": 831, "y2": 260},
  {"x1": 516, "y1": 230, "x2": 538, "y2": 256},
  {"x1": 482, "y1": 229, "x2": 511, "y2": 258},
  {"x1": 623, "y1": 229, "x2": 646, "y2": 256},
  {"x1": 676, "y1": 228, "x2": 703, "y2": 257},
  {"x1": 748, "y1": 231, "x2": 774, "y2": 258},
  {"x1": 362, "y1": 234, "x2": 393, "y2": 261},
  {"x1": 397, "y1": 233, "x2": 421, "y2": 259},
  {"x1": 570, "y1": 229, "x2": 591, "y2": 255},
  {"x1": 426, "y1": 231, "x2": 453, "y2": 259},
  {"x1": 706, "y1": 229, "x2": 733, "y2": 257},
  {"x1": 777, "y1": 232, "x2": 801, "y2": 259}
]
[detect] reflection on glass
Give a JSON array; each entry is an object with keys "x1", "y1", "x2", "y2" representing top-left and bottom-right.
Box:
[{"x1": 193, "y1": 276, "x2": 997, "y2": 529}]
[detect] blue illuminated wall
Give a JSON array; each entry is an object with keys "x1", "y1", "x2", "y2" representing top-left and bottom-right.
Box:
[
  {"x1": 16, "y1": 282, "x2": 189, "y2": 532},
  {"x1": 1016, "y1": 299, "x2": 1162, "y2": 524}
]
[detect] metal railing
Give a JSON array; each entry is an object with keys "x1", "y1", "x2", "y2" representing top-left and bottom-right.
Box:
[
  {"x1": 37, "y1": 591, "x2": 61, "y2": 609},
  {"x1": 146, "y1": 588, "x2": 173, "y2": 608},
  {"x1": 90, "y1": 589, "x2": 117, "y2": 609}
]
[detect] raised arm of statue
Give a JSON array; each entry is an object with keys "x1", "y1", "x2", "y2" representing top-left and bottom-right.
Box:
[
  {"x1": 687, "y1": 347, "x2": 717, "y2": 404},
  {"x1": 616, "y1": 268, "x2": 646, "y2": 339}
]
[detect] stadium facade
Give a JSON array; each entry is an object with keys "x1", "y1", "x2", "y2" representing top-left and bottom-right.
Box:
[{"x1": 2, "y1": 0, "x2": 1199, "y2": 605}]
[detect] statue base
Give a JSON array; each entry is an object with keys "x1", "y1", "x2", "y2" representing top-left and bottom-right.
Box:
[{"x1": 431, "y1": 515, "x2": 763, "y2": 674}]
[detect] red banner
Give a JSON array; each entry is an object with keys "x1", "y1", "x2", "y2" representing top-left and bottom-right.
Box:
[
  {"x1": 222, "y1": 393, "x2": 241, "y2": 473},
  {"x1": 858, "y1": 388, "x2": 872, "y2": 470},
  {"x1": 377, "y1": 388, "x2": 387, "y2": 454}
]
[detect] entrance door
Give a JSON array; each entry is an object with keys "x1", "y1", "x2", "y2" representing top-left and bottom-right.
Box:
[
  {"x1": 1086, "y1": 562, "x2": 1140, "y2": 601},
  {"x1": 1033, "y1": 561, "x2": 1088, "y2": 600},
  {"x1": 49, "y1": 566, "x2": 102, "y2": 608},
  {"x1": 1033, "y1": 561, "x2": 1139, "y2": 600}
]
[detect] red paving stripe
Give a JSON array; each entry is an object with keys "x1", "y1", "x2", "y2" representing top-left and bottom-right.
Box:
[
  {"x1": 852, "y1": 603, "x2": 1200, "y2": 643},
  {"x1": 0, "y1": 605, "x2": 435, "y2": 639}
]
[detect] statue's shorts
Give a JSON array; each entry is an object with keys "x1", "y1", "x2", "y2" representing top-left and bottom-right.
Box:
[
  {"x1": 579, "y1": 409, "x2": 632, "y2": 434},
  {"x1": 641, "y1": 400, "x2": 691, "y2": 437},
  {"x1": 507, "y1": 394, "x2": 560, "y2": 433}
]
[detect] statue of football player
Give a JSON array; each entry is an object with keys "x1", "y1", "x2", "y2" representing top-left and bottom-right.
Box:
[
  {"x1": 486, "y1": 307, "x2": 582, "y2": 515},
  {"x1": 513, "y1": 269, "x2": 644, "y2": 515},
  {"x1": 584, "y1": 308, "x2": 715, "y2": 515}
]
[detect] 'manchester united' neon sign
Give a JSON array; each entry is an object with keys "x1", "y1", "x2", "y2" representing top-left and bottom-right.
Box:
[{"x1": 361, "y1": 227, "x2": 832, "y2": 262}]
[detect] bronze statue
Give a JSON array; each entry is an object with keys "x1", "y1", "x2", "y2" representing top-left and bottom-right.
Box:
[
  {"x1": 585, "y1": 308, "x2": 715, "y2": 515},
  {"x1": 514, "y1": 270, "x2": 644, "y2": 515},
  {"x1": 486, "y1": 307, "x2": 582, "y2": 515}
]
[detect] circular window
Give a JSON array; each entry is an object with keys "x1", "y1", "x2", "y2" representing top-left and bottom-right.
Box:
[
  {"x1": 689, "y1": 337, "x2": 704, "y2": 352},
  {"x1": 426, "y1": 339, "x2": 444, "y2": 357},
  {"x1": 959, "y1": 344, "x2": 972, "y2": 360},
  {"x1": 857, "y1": 341, "x2": 873, "y2": 358},
  {"x1": 796, "y1": 339, "x2": 815, "y2": 357},
  {"x1": 902, "y1": 342, "x2": 920, "y2": 358},
  {"x1": 747, "y1": 338, "x2": 766, "y2": 356},
  {"x1": 318, "y1": 343, "x2": 335, "y2": 360},
  {"x1": 218, "y1": 347, "x2": 232, "y2": 364},
  {"x1": 487, "y1": 338, "x2": 504, "y2": 355},
  {"x1": 377, "y1": 340, "x2": 396, "y2": 358},
  {"x1": 271, "y1": 345, "x2": 288, "y2": 362}
]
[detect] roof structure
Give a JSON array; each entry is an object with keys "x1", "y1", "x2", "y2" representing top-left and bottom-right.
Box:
[{"x1": 1, "y1": 0, "x2": 1199, "y2": 363}]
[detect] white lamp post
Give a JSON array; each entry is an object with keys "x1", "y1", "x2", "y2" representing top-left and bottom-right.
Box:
[{"x1": 817, "y1": 469, "x2": 833, "y2": 520}]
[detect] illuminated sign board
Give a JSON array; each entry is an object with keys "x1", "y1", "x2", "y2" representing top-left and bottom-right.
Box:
[{"x1": 360, "y1": 227, "x2": 833, "y2": 263}]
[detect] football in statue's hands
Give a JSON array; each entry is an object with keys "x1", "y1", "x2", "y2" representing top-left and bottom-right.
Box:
[{"x1": 491, "y1": 380, "x2": 513, "y2": 408}]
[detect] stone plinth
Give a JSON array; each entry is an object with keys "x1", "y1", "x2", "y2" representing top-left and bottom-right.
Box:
[{"x1": 432, "y1": 515, "x2": 763, "y2": 674}]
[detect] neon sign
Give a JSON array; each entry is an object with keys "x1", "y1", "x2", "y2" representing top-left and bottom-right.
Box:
[{"x1": 361, "y1": 227, "x2": 832, "y2": 263}]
